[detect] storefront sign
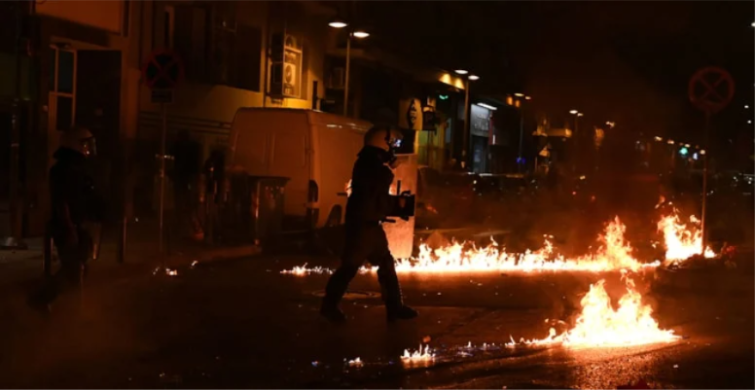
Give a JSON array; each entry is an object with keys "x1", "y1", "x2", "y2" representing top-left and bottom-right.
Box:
[{"x1": 470, "y1": 104, "x2": 491, "y2": 137}]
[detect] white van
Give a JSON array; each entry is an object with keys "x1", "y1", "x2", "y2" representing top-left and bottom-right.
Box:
[{"x1": 226, "y1": 108, "x2": 372, "y2": 230}]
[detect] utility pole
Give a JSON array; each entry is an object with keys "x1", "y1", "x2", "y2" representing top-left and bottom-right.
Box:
[
  {"x1": 3, "y1": 0, "x2": 28, "y2": 250},
  {"x1": 462, "y1": 79, "x2": 470, "y2": 170}
]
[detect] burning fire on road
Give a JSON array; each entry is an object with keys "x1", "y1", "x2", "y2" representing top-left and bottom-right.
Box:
[
  {"x1": 658, "y1": 211, "x2": 715, "y2": 264},
  {"x1": 394, "y1": 217, "x2": 657, "y2": 273},
  {"x1": 281, "y1": 212, "x2": 718, "y2": 276},
  {"x1": 505, "y1": 275, "x2": 680, "y2": 348}
]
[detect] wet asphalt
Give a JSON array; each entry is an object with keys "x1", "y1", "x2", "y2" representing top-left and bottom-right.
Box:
[{"x1": 0, "y1": 252, "x2": 751, "y2": 389}]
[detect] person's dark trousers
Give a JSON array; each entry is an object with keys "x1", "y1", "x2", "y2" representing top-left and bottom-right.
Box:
[
  {"x1": 30, "y1": 229, "x2": 92, "y2": 307},
  {"x1": 322, "y1": 223, "x2": 406, "y2": 314}
]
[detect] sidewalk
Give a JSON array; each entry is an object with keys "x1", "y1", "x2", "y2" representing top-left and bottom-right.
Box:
[{"x1": 0, "y1": 219, "x2": 260, "y2": 288}]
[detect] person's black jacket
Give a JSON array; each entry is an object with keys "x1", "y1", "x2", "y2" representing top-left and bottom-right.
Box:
[
  {"x1": 49, "y1": 147, "x2": 106, "y2": 232},
  {"x1": 345, "y1": 146, "x2": 395, "y2": 225}
]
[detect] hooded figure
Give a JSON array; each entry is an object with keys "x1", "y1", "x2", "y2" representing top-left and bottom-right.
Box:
[
  {"x1": 320, "y1": 125, "x2": 418, "y2": 323},
  {"x1": 29, "y1": 126, "x2": 105, "y2": 310}
]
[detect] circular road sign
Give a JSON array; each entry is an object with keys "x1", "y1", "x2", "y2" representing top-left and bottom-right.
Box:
[
  {"x1": 688, "y1": 66, "x2": 735, "y2": 115},
  {"x1": 142, "y1": 49, "x2": 184, "y2": 90}
]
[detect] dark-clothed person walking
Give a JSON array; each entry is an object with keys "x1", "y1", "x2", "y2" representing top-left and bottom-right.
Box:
[
  {"x1": 170, "y1": 130, "x2": 202, "y2": 240},
  {"x1": 29, "y1": 126, "x2": 104, "y2": 310},
  {"x1": 320, "y1": 125, "x2": 418, "y2": 323}
]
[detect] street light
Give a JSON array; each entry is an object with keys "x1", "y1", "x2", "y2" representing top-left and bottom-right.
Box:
[
  {"x1": 569, "y1": 109, "x2": 578, "y2": 115},
  {"x1": 352, "y1": 30, "x2": 369, "y2": 39},
  {"x1": 514, "y1": 92, "x2": 524, "y2": 97},
  {"x1": 329, "y1": 19, "x2": 348, "y2": 28},
  {"x1": 461, "y1": 72, "x2": 479, "y2": 170},
  {"x1": 330, "y1": 21, "x2": 370, "y2": 116},
  {"x1": 525, "y1": 96, "x2": 531, "y2": 100}
]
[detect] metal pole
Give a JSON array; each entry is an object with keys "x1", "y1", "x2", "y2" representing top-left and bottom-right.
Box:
[
  {"x1": 6, "y1": 1, "x2": 25, "y2": 249},
  {"x1": 462, "y1": 79, "x2": 470, "y2": 170},
  {"x1": 342, "y1": 34, "x2": 351, "y2": 117},
  {"x1": 518, "y1": 108, "x2": 524, "y2": 172},
  {"x1": 158, "y1": 102, "x2": 167, "y2": 258},
  {"x1": 700, "y1": 112, "x2": 710, "y2": 252}
]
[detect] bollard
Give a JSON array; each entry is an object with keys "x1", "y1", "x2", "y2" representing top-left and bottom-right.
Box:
[
  {"x1": 117, "y1": 215, "x2": 126, "y2": 263},
  {"x1": 43, "y1": 221, "x2": 52, "y2": 278}
]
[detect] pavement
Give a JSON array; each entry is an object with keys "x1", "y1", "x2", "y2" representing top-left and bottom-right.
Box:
[
  {"x1": 0, "y1": 247, "x2": 751, "y2": 389},
  {"x1": 0, "y1": 219, "x2": 260, "y2": 296}
]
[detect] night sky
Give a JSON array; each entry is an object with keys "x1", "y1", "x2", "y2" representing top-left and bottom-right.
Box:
[{"x1": 351, "y1": 1, "x2": 754, "y2": 153}]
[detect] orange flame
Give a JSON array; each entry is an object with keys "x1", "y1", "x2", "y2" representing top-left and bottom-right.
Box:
[
  {"x1": 658, "y1": 211, "x2": 715, "y2": 264},
  {"x1": 393, "y1": 217, "x2": 659, "y2": 273},
  {"x1": 507, "y1": 275, "x2": 680, "y2": 348},
  {"x1": 401, "y1": 344, "x2": 435, "y2": 363}
]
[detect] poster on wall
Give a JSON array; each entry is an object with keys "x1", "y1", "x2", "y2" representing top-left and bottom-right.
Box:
[{"x1": 470, "y1": 104, "x2": 491, "y2": 137}]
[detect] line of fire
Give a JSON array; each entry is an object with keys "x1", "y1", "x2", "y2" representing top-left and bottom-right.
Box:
[{"x1": 0, "y1": 1, "x2": 752, "y2": 389}]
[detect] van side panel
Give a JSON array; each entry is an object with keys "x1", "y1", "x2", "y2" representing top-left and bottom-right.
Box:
[
  {"x1": 229, "y1": 110, "x2": 310, "y2": 217},
  {"x1": 271, "y1": 130, "x2": 309, "y2": 217},
  {"x1": 316, "y1": 124, "x2": 364, "y2": 226}
]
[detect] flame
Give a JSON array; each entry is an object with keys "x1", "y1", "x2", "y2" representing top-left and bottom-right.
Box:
[
  {"x1": 280, "y1": 263, "x2": 334, "y2": 276},
  {"x1": 506, "y1": 276, "x2": 680, "y2": 348},
  {"x1": 401, "y1": 344, "x2": 435, "y2": 363},
  {"x1": 393, "y1": 217, "x2": 659, "y2": 273},
  {"x1": 658, "y1": 211, "x2": 715, "y2": 264},
  {"x1": 281, "y1": 217, "x2": 660, "y2": 275},
  {"x1": 345, "y1": 180, "x2": 352, "y2": 197},
  {"x1": 347, "y1": 357, "x2": 363, "y2": 367}
]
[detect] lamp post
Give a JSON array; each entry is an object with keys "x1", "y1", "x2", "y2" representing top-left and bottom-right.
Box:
[
  {"x1": 569, "y1": 110, "x2": 584, "y2": 133},
  {"x1": 329, "y1": 19, "x2": 369, "y2": 117},
  {"x1": 515, "y1": 94, "x2": 531, "y2": 173},
  {"x1": 456, "y1": 70, "x2": 478, "y2": 171}
]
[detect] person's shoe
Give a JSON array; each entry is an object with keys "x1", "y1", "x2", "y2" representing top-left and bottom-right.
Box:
[
  {"x1": 27, "y1": 293, "x2": 52, "y2": 316},
  {"x1": 320, "y1": 304, "x2": 347, "y2": 323},
  {"x1": 387, "y1": 305, "x2": 418, "y2": 322}
]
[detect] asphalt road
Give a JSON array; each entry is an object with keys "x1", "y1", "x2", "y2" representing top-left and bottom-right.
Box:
[{"x1": 0, "y1": 253, "x2": 751, "y2": 389}]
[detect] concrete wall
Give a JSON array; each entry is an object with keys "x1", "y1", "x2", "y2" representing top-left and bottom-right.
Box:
[
  {"x1": 36, "y1": 0, "x2": 124, "y2": 34},
  {"x1": 24, "y1": 0, "x2": 135, "y2": 235}
]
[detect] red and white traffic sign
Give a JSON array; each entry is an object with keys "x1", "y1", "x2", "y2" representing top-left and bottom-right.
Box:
[
  {"x1": 688, "y1": 66, "x2": 735, "y2": 115},
  {"x1": 142, "y1": 49, "x2": 184, "y2": 89}
]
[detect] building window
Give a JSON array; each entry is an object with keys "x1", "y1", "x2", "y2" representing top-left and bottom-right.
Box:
[
  {"x1": 213, "y1": 22, "x2": 262, "y2": 91},
  {"x1": 49, "y1": 47, "x2": 76, "y2": 130},
  {"x1": 173, "y1": 4, "x2": 209, "y2": 82},
  {"x1": 163, "y1": 5, "x2": 174, "y2": 48}
]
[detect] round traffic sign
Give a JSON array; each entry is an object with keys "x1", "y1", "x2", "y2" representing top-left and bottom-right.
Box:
[
  {"x1": 688, "y1": 67, "x2": 735, "y2": 115},
  {"x1": 142, "y1": 49, "x2": 184, "y2": 90}
]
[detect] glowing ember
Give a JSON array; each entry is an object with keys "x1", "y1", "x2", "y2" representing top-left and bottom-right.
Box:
[
  {"x1": 401, "y1": 344, "x2": 435, "y2": 362},
  {"x1": 507, "y1": 276, "x2": 680, "y2": 348},
  {"x1": 658, "y1": 211, "x2": 715, "y2": 263},
  {"x1": 153, "y1": 267, "x2": 178, "y2": 276},
  {"x1": 394, "y1": 217, "x2": 659, "y2": 273},
  {"x1": 280, "y1": 264, "x2": 334, "y2": 275},
  {"x1": 347, "y1": 357, "x2": 363, "y2": 367},
  {"x1": 280, "y1": 264, "x2": 373, "y2": 276}
]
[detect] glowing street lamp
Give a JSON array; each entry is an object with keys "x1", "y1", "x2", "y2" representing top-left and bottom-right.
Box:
[
  {"x1": 455, "y1": 69, "x2": 469, "y2": 75},
  {"x1": 468, "y1": 74, "x2": 479, "y2": 81},
  {"x1": 352, "y1": 30, "x2": 369, "y2": 39},
  {"x1": 569, "y1": 109, "x2": 579, "y2": 115},
  {"x1": 330, "y1": 19, "x2": 371, "y2": 116},
  {"x1": 329, "y1": 19, "x2": 348, "y2": 28}
]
